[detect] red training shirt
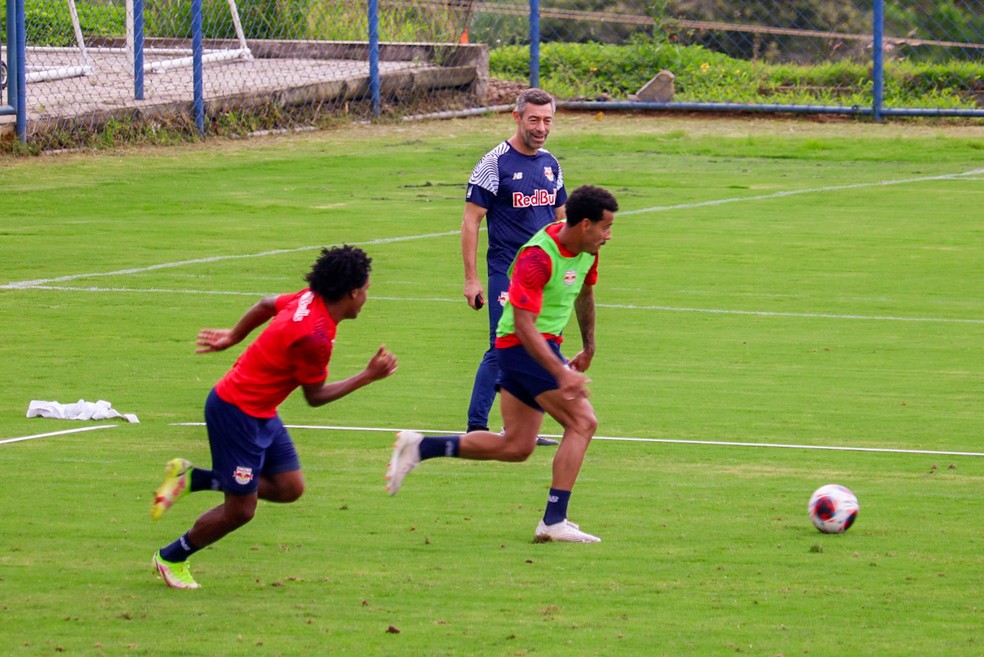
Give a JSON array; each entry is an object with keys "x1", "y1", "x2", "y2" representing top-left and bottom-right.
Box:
[
  {"x1": 215, "y1": 290, "x2": 335, "y2": 418},
  {"x1": 495, "y1": 222, "x2": 598, "y2": 348}
]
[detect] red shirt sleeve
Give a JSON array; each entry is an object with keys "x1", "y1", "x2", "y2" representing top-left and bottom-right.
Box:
[
  {"x1": 508, "y1": 246, "x2": 552, "y2": 314},
  {"x1": 585, "y1": 254, "x2": 599, "y2": 286}
]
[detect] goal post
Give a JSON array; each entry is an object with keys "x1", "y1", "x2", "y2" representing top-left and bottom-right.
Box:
[
  {"x1": 23, "y1": 0, "x2": 93, "y2": 83},
  {"x1": 127, "y1": 0, "x2": 252, "y2": 76}
]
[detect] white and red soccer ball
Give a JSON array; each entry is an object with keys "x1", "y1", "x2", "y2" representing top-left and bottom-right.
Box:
[{"x1": 808, "y1": 484, "x2": 859, "y2": 534}]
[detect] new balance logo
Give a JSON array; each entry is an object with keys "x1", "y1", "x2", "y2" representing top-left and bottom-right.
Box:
[
  {"x1": 512, "y1": 172, "x2": 523, "y2": 180},
  {"x1": 512, "y1": 189, "x2": 557, "y2": 208}
]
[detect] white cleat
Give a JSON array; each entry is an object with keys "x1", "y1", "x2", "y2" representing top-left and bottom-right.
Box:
[
  {"x1": 385, "y1": 430, "x2": 423, "y2": 496},
  {"x1": 534, "y1": 519, "x2": 601, "y2": 543}
]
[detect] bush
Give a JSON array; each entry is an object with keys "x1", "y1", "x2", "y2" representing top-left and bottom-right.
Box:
[
  {"x1": 1, "y1": 0, "x2": 125, "y2": 47},
  {"x1": 145, "y1": 0, "x2": 307, "y2": 40},
  {"x1": 490, "y1": 38, "x2": 984, "y2": 109}
]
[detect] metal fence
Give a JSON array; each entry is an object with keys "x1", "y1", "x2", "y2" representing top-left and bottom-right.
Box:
[{"x1": 2, "y1": 0, "x2": 982, "y2": 150}]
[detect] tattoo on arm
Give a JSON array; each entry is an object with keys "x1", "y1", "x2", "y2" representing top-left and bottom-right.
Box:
[{"x1": 575, "y1": 286, "x2": 595, "y2": 352}]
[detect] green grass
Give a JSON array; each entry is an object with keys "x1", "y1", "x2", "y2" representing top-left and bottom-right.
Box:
[{"x1": 1, "y1": 114, "x2": 983, "y2": 656}]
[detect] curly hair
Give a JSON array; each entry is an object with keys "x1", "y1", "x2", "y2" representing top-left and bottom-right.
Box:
[
  {"x1": 564, "y1": 185, "x2": 619, "y2": 225},
  {"x1": 305, "y1": 245, "x2": 372, "y2": 301}
]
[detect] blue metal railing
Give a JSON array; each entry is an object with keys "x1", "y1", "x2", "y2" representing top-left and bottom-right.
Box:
[
  {"x1": 5, "y1": 0, "x2": 982, "y2": 146},
  {"x1": 531, "y1": 0, "x2": 984, "y2": 121},
  {"x1": 2, "y1": 0, "x2": 26, "y2": 141}
]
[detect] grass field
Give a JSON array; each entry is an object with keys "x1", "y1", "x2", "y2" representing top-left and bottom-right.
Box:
[{"x1": 1, "y1": 114, "x2": 983, "y2": 657}]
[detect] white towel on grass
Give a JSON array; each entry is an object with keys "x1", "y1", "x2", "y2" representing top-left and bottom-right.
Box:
[{"x1": 27, "y1": 399, "x2": 140, "y2": 424}]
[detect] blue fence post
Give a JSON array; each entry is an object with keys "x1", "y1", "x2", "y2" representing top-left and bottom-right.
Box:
[
  {"x1": 191, "y1": 0, "x2": 204, "y2": 135},
  {"x1": 133, "y1": 0, "x2": 144, "y2": 100},
  {"x1": 14, "y1": 0, "x2": 26, "y2": 141},
  {"x1": 368, "y1": 0, "x2": 380, "y2": 116},
  {"x1": 872, "y1": 0, "x2": 884, "y2": 122},
  {"x1": 529, "y1": 0, "x2": 540, "y2": 88},
  {"x1": 4, "y1": 0, "x2": 18, "y2": 113}
]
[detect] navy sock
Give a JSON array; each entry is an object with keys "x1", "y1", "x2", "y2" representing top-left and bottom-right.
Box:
[
  {"x1": 543, "y1": 488, "x2": 571, "y2": 526},
  {"x1": 189, "y1": 467, "x2": 222, "y2": 492},
  {"x1": 418, "y1": 436, "x2": 460, "y2": 460},
  {"x1": 159, "y1": 531, "x2": 201, "y2": 563}
]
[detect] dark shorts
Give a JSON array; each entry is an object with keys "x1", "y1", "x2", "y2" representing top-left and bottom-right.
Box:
[
  {"x1": 204, "y1": 387, "x2": 301, "y2": 495},
  {"x1": 495, "y1": 341, "x2": 566, "y2": 412}
]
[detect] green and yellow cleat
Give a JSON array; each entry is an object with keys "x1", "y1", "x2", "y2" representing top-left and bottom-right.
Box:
[
  {"x1": 150, "y1": 458, "x2": 193, "y2": 521},
  {"x1": 152, "y1": 551, "x2": 201, "y2": 589}
]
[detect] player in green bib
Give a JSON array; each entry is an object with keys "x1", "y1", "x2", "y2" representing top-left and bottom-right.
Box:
[{"x1": 386, "y1": 185, "x2": 618, "y2": 543}]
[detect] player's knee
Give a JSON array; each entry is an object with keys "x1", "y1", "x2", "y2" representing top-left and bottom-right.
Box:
[
  {"x1": 262, "y1": 473, "x2": 305, "y2": 503},
  {"x1": 280, "y1": 480, "x2": 304, "y2": 503},
  {"x1": 569, "y1": 410, "x2": 598, "y2": 438},
  {"x1": 502, "y1": 442, "x2": 536, "y2": 462},
  {"x1": 224, "y1": 500, "x2": 257, "y2": 527}
]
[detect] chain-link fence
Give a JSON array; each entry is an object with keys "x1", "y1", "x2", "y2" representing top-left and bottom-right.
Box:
[
  {"x1": 2, "y1": 0, "x2": 982, "y2": 150},
  {"x1": 528, "y1": 0, "x2": 983, "y2": 117}
]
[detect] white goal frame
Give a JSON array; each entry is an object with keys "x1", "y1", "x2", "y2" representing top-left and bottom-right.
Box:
[
  {"x1": 24, "y1": 0, "x2": 94, "y2": 83},
  {"x1": 126, "y1": 0, "x2": 252, "y2": 76}
]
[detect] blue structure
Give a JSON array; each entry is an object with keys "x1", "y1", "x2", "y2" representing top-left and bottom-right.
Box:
[
  {"x1": 2, "y1": 0, "x2": 26, "y2": 141},
  {"x1": 368, "y1": 0, "x2": 380, "y2": 116},
  {"x1": 4, "y1": 0, "x2": 982, "y2": 147}
]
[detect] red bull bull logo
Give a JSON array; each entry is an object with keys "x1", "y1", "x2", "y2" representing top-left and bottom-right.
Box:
[{"x1": 233, "y1": 466, "x2": 254, "y2": 485}]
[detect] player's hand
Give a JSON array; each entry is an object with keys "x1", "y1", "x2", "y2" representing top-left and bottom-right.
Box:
[
  {"x1": 464, "y1": 280, "x2": 485, "y2": 310},
  {"x1": 558, "y1": 367, "x2": 591, "y2": 401},
  {"x1": 196, "y1": 328, "x2": 235, "y2": 353},
  {"x1": 366, "y1": 345, "x2": 398, "y2": 380},
  {"x1": 568, "y1": 349, "x2": 594, "y2": 373}
]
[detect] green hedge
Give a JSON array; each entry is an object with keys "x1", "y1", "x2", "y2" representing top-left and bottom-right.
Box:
[
  {"x1": 490, "y1": 38, "x2": 984, "y2": 109},
  {"x1": 1, "y1": 1, "x2": 125, "y2": 47}
]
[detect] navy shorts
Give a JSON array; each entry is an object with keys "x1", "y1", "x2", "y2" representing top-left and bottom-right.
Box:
[
  {"x1": 204, "y1": 387, "x2": 301, "y2": 495},
  {"x1": 495, "y1": 341, "x2": 566, "y2": 412}
]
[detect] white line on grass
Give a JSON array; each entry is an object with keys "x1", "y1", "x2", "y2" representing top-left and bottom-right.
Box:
[
  {"x1": 620, "y1": 167, "x2": 984, "y2": 217},
  {"x1": 0, "y1": 424, "x2": 117, "y2": 446},
  {"x1": 16, "y1": 285, "x2": 274, "y2": 297},
  {"x1": 15, "y1": 287, "x2": 984, "y2": 324},
  {"x1": 6, "y1": 168, "x2": 980, "y2": 291},
  {"x1": 0, "y1": 231, "x2": 459, "y2": 290},
  {"x1": 6, "y1": 168, "x2": 982, "y2": 325},
  {"x1": 171, "y1": 422, "x2": 984, "y2": 457},
  {"x1": 597, "y1": 303, "x2": 984, "y2": 325}
]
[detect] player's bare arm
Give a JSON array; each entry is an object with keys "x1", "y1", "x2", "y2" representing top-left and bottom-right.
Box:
[
  {"x1": 461, "y1": 202, "x2": 488, "y2": 308},
  {"x1": 195, "y1": 295, "x2": 279, "y2": 353},
  {"x1": 568, "y1": 285, "x2": 596, "y2": 373},
  {"x1": 302, "y1": 345, "x2": 398, "y2": 407}
]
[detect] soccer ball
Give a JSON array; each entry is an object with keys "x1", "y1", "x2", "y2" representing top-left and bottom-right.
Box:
[{"x1": 808, "y1": 484, "x2": 859, "y2": 534}]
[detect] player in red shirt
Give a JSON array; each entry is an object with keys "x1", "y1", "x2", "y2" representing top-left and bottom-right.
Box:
[{"x1": 150, "y1": 245, "x2": 398, "y2": 589}]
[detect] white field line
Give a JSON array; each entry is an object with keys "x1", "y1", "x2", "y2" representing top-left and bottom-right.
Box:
[
  {"x1": 11, "y1": 288, "x2": 984, "y2": 324},
  {"x1": 170, "y1": 422, "x2": 984, "y2": 457},
  {"x1": 620, "y1": 167, "x2": 984, "y2": 216},
  {"x1": 0, "y1": 230, "x2": 459, "y2": 290},
  {"x1": 0, "y1": 424, "x2": 117, "y2": 446},
  {"x1": 596, "y1": 303, "x2": 984, "y2": 325},
  {"x1": 4, "y1": 169, "x2": 983, "y2": 325},
  {"x1": 4, "y1": 168, "x2": 980, "y2": 291}
]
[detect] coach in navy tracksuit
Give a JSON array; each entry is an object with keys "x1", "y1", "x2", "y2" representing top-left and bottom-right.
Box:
[{"x1": 460, "y1": 87, "x2": 567, "y2": 442}]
